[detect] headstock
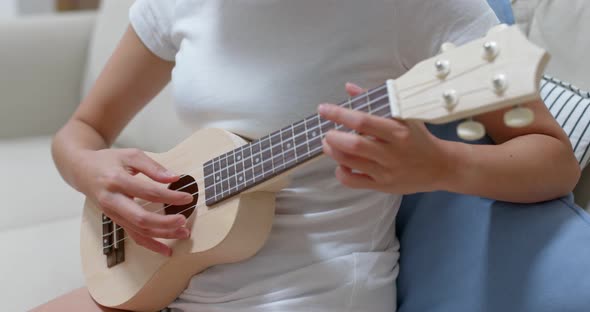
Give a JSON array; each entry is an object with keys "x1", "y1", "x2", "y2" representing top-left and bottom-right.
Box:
[{"x1": 386, "y1": 24, "x2": 549, "y2": 140}]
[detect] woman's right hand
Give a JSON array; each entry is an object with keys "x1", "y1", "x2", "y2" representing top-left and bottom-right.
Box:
[{"x1": 74, "y1": 148, "x2": 194, "y2": 257}]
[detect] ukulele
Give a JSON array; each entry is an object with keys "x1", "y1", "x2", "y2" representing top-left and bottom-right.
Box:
[{"x1": 80, "y1": 25, "x2": 549, "y2": 311}]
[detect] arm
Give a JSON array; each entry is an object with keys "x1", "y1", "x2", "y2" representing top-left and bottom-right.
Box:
[
  {"x1": 444, "y1": 99, "x2": 580, "y2": 202},
  {"x1": 319, "y1": 83, "x2": 581, "y2": 203},
  {"x1": 52, "y1": 26, "x2": 192, "y2": 256}
]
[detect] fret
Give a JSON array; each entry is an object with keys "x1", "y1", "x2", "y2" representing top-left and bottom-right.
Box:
[
  {"x1": 281, "y1": 125, "x2": 296, "y2": 166},
  {"x1": 374, "y1": 102, "x2": 391, "y2": 118},
  {"x1": 243, "y1": 143, "x2": 254, "y2": 187},
  {"x1": 302, "y1": 118, "x2": 312, "y2": 156},
  {"x1": 305, "y1": 115, "x2": 323, "y2": 154},
  {"x1": 368, "y1": 86, "x2": 391, "y2": 118},
  {"x1": 235, "y1": 146, "x2": 246, "y2": 188},
  {"x1": 366, "y1": 90, "x2": 373, "y2": 115},
  {"x1": 227, "y1": 151, "x2": 237, "y2": 193},
  {"x1": 293, "y1": 120, "x2": 309, "y2": 161},
  {"x1": 213, "y1": 157, "x2": 222, "y2": 202},
  {"x1": 291, "y1": 123, "x2": 299, "y2": 162},
  {"x1": 260, "y1": 136, "x2": 273, "y2": 176},
  {"x1": 346, "y1": 96, "x2": 353, "y2": 110},
  {"x1": 270, "y1": 131, "x2": 285, "y2": 172},
  {"x1": 320, "y1": 115, "x2": 336, "y2": 136},
  {"x1": 350, "y1": 93, "x2": 367, "y2": 112},
  {"x1": 219, "y1": 155, "x2": 230, "y2": 196},
  {"x1": 339, "y1": 97, "x2": 353, "y2": 132},
  {"x1": 251, "y1": 140, "x2": 263, "y2": 183},
  {"x1": 203, "y1": 160, "x2": 215, "y2": 202}
]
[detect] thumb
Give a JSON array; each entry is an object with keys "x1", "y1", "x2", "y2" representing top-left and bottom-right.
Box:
[{"x1": 345, "y1": 82, "x2": 366, "y2": 97}]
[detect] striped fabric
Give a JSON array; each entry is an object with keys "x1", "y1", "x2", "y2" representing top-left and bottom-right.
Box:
[{"x1": 540, "y1": 75, "x2": 590, "y2": 168}]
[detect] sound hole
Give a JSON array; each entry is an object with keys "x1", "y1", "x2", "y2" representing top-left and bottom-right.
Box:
[{"x1": 165, "y1": 175, "x2": 198, "y2": 219}]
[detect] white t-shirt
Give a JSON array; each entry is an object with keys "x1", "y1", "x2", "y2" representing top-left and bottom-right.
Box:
[{"x1": 129, "y1": 1, "x2": 498, "y2": 311}]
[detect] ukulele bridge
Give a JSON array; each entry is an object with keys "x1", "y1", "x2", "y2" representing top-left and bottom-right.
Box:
[{"x1": 102, "y1": 214, "x2": 125, "y2": 268}]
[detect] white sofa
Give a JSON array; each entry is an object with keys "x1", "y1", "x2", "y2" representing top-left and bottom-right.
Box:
[{"x1": 0, "y1": 1, "x2": 588, "y2": 311}]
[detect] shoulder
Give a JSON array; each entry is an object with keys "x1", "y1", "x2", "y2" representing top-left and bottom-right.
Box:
[
  {"x1": 129, "y1": 0, "x2": 178, "y2": 61},
  {"x1": 394, "y1": 0, "x2": 499, "y2": 67}
]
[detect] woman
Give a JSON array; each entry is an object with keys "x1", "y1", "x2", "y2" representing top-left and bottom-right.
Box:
[{"x1": 38, "y1": 0, "x2": 580, "y2": 311}]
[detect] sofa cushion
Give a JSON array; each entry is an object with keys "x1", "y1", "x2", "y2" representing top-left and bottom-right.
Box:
[
  {"x1": 0, "y1": 216, "x2": 84, "y2": 311},
  {"x1": 83, "y1": 0, "x2": 192, "y2": 153},
  {"x1": 397, "y1": 193, "x2": 590, "y2": 312},
  {"x1": 0, "y1": 137, "x2": 84, "y2": 231}
]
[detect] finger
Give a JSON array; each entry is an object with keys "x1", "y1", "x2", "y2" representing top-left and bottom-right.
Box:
[
  {"x1": 121, "y1": 149, "x2": 180, "y2": 183},
  {"x1": 126, "y1": 229, "x2": 173, "y2": 257},
  {"x1": 345, "y1": 82, "x2": 366, "y2": 97},
  {"x1": 324, "y1": 130, "x2": 390, "y2": 166},
  {"x1": 323, "y1": 139, "x2": 382, "y2": 178},
  {"x1": 115, "y1": 214, "x2": 190, "y2": 240},
  {"x1": 334, "y1": 165, "x2": 378, "y2": 189},
  {"x1": 116, "y1": 174, "x2": 193, "y2": 205},
  {"x1": 102, "y1": 208, "x2": 190, "y2": 242},
  {"x1": 318, "y1": 104, "x2": 408, "y2": 142},
  {"x1": 99, "y1": 192, "x2": 187, "y2": 231}
]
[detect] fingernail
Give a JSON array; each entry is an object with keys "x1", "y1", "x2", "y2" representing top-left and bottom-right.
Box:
[
  {"x1": 177, "y1": 217, "x2": 186, "y2": 226},
  {"x1": 180, "y1": 228, "x2": 191, "y2": 239},
  {"x1": 184, "y1": 194, "x2": 194, "y2": 201},
  {"x1": 164, "y1": 170, "x2": 178, "y2": 178},
  {"x1": 318, "y1": 104, "x2": 328, "y2": 114},
  {"x1": 347, "y1": 82, "x2": 364, "y2": 92}
]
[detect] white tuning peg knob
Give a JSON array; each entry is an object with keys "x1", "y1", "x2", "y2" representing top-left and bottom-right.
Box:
[
  {"x1": 488, "y1": 23, "x2": 509, "y2": 35},
  {"x1": 440, "y1": 42, "x2": 456, "y2": 53},
  {"x1": 504, "y1": 106, "x2": 535, "y2": 128},
  {"x1": 457, "y1": 120, "x2": 486, "y2": 141}
]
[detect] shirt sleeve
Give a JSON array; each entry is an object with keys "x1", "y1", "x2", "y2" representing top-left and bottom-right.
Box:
[
  {"x1": 394, "y1": 0, "x2": 500, "y2": 69},
  {"x1": 129, "y1": 0, "x2": 177, "y2": 61}
]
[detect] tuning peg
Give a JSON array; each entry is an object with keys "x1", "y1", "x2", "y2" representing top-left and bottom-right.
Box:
[
  {"x1": 487, "y1": 23, "x2": 509, "y2": 35},
  {"x1": 483, "y1": 41, "x2": 500, "y2": 61},
  {"x1": 440, "y1": 42, "x2": 456, "y2": 53},
  {"x1": 504, "y1": 106, "x2": 535, "y2": 128},
  {"x1": 457, "y1": 119, "x2": 486, "y2": 141},
  {"x1": 442, "y1": 89, "x2": 459, "y2": 110},
  {"x1": 492, "y1": 73, "x2": 508, "y2": 94},
  {"x1": 435, "y1": 60, "x2": 451, "y2": 78}
]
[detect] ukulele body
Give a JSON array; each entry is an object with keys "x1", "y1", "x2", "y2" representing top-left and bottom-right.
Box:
[{"x1": 80, "y1": 128, "x2": 279, "y2": 312}]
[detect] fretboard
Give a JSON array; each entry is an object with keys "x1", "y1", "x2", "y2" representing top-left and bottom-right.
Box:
[{"x1": 203, "y1": 83, "x2": 391, "y2": 206}]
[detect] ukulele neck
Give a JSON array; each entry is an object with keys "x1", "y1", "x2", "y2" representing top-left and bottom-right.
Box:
[{"x1": 203, "y1": 82, "x2": 394, "y2": 206}]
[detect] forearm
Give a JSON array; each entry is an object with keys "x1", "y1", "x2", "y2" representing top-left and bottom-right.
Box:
[
  {"x1": 440, "y1": 134, "x2": 581, "y2": 203},
  {"x1": 51, "y1": 119, "x2": 110, "y2": 193}
]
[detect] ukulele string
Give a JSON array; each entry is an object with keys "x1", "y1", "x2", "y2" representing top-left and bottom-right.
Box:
[
  {"x1": 102, "y1": 89, "x2": 394, "y2": 227},
  {"x1": 103, "y1": 140, "x2": 333, "y2": 248},
  {"x1": 103, "y1": 96, "x2": 392, "y2": 246},
  {"x1": 102, "y1": 86, "x2": 391, "y2": 226},
  {"x1": 148, "y1": 99, "x2": 391, "y2": 215},
  {"x1": 103, "y1": 125, "x2": 346, "y2": 237}
]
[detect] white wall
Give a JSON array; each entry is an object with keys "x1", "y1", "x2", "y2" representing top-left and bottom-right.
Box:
[
  {"x1": 18, "y1": 0, "x2": 54, "y2": 14},
  {"x1": 0, "y1": 0, "x2": 17, "y2": 18}
]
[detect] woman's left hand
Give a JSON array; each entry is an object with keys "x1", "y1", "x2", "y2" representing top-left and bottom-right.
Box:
[{"x1": 318, "y1": 83, "x2": 456, "y2": 194}]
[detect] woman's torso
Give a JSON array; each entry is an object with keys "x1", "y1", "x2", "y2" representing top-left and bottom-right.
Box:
[
  {"x1": 168, "y1": 1, "x2": 403, "y2": 311},
  {"x1": 128, "y1": 0, "x2": 498, "y2": 310}
]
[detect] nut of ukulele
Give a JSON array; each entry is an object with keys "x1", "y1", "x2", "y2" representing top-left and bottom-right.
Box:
[
  {"x1": 457, "y1": 119, "x2": 486, "y2": 141},
  {"x1": 504, "y1": 106, "x2": 535, "y2": 128}
]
